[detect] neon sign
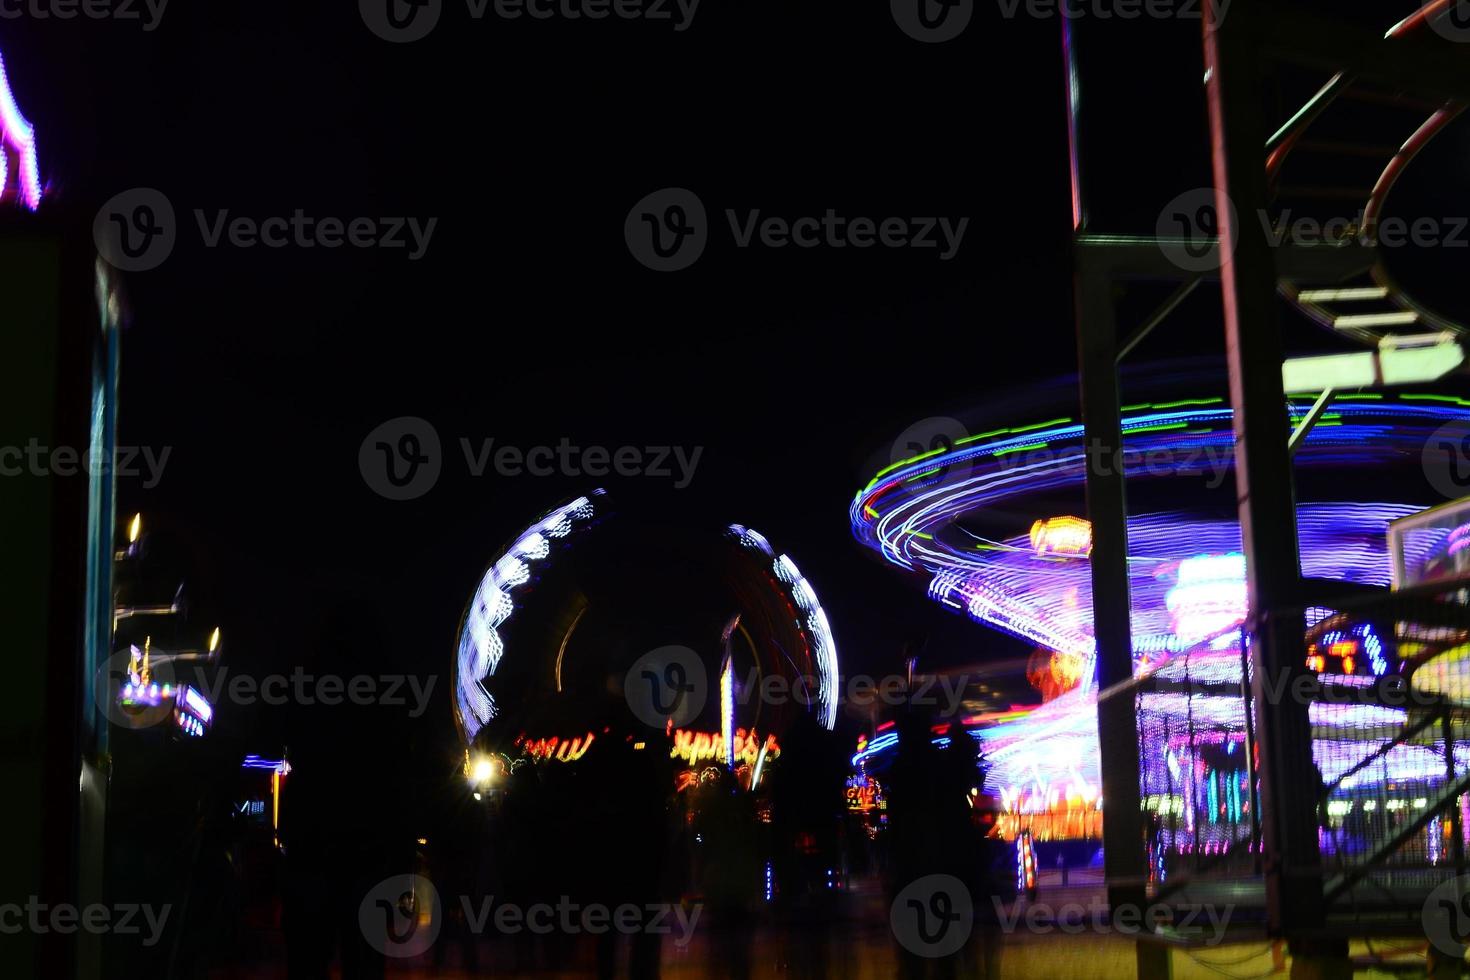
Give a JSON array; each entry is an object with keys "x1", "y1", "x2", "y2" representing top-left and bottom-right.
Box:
[
  {"x1": 515, "y1": 731, "x2": 595, "y2": 763},
  {"x1": 672, "y1": 728, "x2": 779, "y2": 767},
  {"x1": 845, "y1": 775, "x2": 883, "y2": 811},
  {"x1": 1029, "y1": 516, "x2": 1092, "y2": 557},
  {"x1": 181, "y1": 685, "x2": 213, "y2": 724},
  {"x1": 0, "y1": 51, "x2": 41, "y2": 210}
]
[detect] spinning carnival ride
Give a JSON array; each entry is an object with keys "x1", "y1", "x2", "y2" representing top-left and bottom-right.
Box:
[
  {"x1": 451, "y1": 491, "x2": 841, "y2": 792},
  {"x1": 851, "y1": 394, "x2": 1470, "y2": 852},
  {"x1": 847, "y1": 4, "x2": 1470, "y2": 875},
  {"x1": 854, "y1": 396, "x2": 1456, "y2": 666}
]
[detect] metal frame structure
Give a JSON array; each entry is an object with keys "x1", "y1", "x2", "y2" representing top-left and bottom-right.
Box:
[{"x1": 1072, "y1": 1, "x2": 1470, "y2": 971}]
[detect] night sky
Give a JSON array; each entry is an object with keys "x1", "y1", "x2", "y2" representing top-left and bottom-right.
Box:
[{"x1": 7, "y1": 3, "x2": 1465, "y2": 774}]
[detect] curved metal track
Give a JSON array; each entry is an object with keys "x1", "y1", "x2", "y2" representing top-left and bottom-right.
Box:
[{"x1": 1270, "y1": 1, "x2": 1467, "y2": 346}]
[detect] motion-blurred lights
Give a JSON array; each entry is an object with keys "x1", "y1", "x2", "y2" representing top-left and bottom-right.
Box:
[
  {"x1": 0, "y1": 51, "x2": 41, "y2": 210},
  {"x1": 468, "y1": 756, "x2": 495, "y2": 787}
]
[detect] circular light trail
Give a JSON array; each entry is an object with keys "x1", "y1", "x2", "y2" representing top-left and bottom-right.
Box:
[{"x1": 851, "y1": 394, "x2": 1470, "y2": 677}]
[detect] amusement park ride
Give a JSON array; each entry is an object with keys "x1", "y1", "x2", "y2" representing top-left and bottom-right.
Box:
[
  {"x1": 451, "y1": 491, "x2": 841, "y2": 802},
  {"x1": 851, "y1": 0, "x2": 1470, "y2": 974}
]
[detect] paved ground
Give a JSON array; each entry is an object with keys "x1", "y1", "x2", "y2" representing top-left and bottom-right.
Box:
[{"x1": 204, "y1": 877, "x2": 1440, "y2": 978}]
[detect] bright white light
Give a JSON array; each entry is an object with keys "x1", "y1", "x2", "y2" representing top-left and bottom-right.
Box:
[
  {"x1": 456, "y1": 495, "x2": 599, "y2": 740},
  {"x1": 731, "y1": 525, "x2": 839, "y2": 730}
]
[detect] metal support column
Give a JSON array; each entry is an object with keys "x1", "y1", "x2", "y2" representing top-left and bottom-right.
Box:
[
  {"x1": 1076, "y1": 262, "x2": 1172, "y2": 980},
  {"x1": 1204, "y1": 1, "x2": 1335, "y2": 960}
]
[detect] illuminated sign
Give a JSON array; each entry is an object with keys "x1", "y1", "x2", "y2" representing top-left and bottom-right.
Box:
[
  {"x1": 181, "y1": 685, "x2": 214, "y2": 724},
  {"x1": 672, "y1": 728, "x2": 779, "y2": 767},
  {"x1": 0, "y1": 51, "x2": 41, "y2": 210},
  {"x1": 845, "y1": 775, "x2": 883, "y2": 811},
  {"x1": 1029, "y1": 516, "x2": 1092, "y2": 557},
  {"x1": 515, "y1": 731, "x2": 595, "y2": 763}
]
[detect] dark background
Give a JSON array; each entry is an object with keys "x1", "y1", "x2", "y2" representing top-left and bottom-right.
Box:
[{"x1": 5, "y1": 3, "x2": 1465, "y2": 783}]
